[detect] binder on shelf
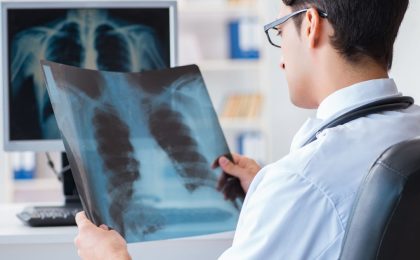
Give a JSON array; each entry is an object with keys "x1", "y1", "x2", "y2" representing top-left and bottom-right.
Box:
[
  {"x1": 228, "y1": 17, "x2": 260, "y2": 59},
  {"x1": 221, "y1": 93, "x2": 263, "y2": 118}
]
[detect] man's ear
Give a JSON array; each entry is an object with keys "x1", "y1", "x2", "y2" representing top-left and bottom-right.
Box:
[{"x1": 303, "y1": 8, "x2": 322, "y2": 48}]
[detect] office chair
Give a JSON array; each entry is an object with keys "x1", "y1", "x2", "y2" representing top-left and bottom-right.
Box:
[{"x1": 339, "y1": 137, "x2": 420, "y2": 260}]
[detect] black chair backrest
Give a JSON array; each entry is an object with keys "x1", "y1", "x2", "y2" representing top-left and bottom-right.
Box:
[{"x1": 339, "y1": 137, "x2": 420, "y2": 260}]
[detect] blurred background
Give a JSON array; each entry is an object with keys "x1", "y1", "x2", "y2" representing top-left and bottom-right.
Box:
[{"x1": 0, "y1": 0, "x2": 419, "y2": 204}]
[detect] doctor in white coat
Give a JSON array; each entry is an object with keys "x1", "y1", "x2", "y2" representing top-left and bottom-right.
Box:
[{"x1": 74, "y1": 0, "x2": 420, "y2": 259}]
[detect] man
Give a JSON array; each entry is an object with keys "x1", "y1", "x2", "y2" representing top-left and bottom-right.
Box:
[{"x1": 75, "y1": 0, "x2": 420, "y2": 259}]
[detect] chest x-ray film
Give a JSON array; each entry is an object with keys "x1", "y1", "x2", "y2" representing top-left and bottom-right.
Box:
[{"x1": 41, "y1": 61, "x2": 240, "y2": 242}]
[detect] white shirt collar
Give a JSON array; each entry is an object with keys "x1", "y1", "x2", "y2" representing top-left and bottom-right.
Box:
[
  {"x1": 291, "y1": 78, "x2": 401, "y2": 150},
  {"x1": 316, "y1": 78, "x2": 401, "y2": 120}
]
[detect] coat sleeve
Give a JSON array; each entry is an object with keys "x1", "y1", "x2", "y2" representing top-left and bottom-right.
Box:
[{"x1": 219, "y1": 168, "x2": 345, "y2": 260}]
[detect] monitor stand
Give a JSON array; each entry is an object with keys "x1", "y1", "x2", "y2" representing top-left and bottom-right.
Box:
[{"x1": 61, "y1": 152, "x2": 81, "y2": 206}]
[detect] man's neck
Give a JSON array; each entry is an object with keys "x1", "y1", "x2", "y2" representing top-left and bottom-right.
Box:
[{"x1": 314, "y1": 56, "x2": 389, "y2": 107}]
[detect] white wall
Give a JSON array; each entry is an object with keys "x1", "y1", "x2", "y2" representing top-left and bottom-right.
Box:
[
  {"x1": 390, "y1": 0, "x2": 420, "y2": 100},
  {"x1": 264, "y1": 0, "x2": 420, "y2": 162}
]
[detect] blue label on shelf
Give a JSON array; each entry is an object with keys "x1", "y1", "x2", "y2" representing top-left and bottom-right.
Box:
[{"x1": 14, "y1": 169, "x2": 34, "y2": 179}]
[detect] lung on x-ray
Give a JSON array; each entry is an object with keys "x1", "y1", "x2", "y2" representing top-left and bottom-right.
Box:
[
  {"x1": 8, "y1": 8, "x2": 168, "y2": 141},
  {"x1": 41, "y1": 61, "x2": 241, "y2": 243}
]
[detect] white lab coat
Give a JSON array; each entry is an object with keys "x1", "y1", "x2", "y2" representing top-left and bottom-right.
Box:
[{"x1": 219, "y1": 79, "x2": 420, "y2": 260}]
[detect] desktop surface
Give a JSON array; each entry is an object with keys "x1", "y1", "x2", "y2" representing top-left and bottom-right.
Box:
[{"x1": 0, "y1": 203, "x2": 233, "y2": 260}]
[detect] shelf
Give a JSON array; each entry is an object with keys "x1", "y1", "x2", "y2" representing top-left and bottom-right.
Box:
[
  {"x1": 196, "y1": 59, "x2": 261, "y2": 72},
  {"x1": 220, "y1": 118, "x2": 263, "y2": 131},
  {"x1": 13, "y1": 178, "x2": 61, "y2": 191}
]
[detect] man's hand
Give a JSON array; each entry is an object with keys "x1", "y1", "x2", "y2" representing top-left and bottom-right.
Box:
[
  {"x1": 74, "y1": 212, "x2": 131, "y2": 260},
  {"x1": 217, "y1": 153, "x2": 261, "y2": 195}
]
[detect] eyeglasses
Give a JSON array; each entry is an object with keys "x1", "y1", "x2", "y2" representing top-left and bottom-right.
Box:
[{"x1": 264, "y1": 8, "x2": 328, "y2": 48}]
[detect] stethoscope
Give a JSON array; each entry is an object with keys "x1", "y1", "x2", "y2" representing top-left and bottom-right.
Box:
[{"x1": 302, "y1": 96, "x2": 414, "y2": 147}]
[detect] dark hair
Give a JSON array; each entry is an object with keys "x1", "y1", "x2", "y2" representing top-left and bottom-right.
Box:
[{"x1": 282, "y1": 0, "x2": 409, "y2": 70}]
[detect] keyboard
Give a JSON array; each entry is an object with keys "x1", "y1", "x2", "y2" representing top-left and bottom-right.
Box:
[{"x1": 17, "y1": 204, "x2": 83, "y2": 227}]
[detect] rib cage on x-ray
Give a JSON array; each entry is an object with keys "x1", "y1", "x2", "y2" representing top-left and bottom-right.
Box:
[
  {"x1": 56, "y1": 69, "x2": 229, "y2": 238},
  {"x1": 92, "y1": 76, "x2": 220, "y2": 236},
  {"x1": 43, "y1": 62, "x2": 239, "y2": 242},
  {"x1": 11, "y1": 9, "x2": 166, "y2": 139}
]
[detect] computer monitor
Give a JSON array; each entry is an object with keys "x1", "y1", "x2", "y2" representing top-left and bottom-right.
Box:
[{"x1": 2, "y1": 1, "x2": 177, "y2": 203}]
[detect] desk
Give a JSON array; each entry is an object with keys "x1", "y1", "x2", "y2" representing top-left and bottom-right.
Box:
[{"x1": 0, "y1": 204, "x2": 234, "y2": 260}]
